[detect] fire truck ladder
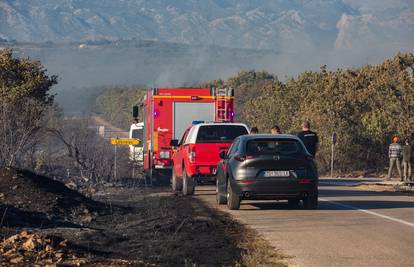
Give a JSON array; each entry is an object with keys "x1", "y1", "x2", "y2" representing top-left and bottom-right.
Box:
[{"x1": 215, "y1": 87, "x2": 229, "y2": 122}]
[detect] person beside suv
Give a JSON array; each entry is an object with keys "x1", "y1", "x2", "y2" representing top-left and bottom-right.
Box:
[{"x1": 297, "y1": 121, "x2": 319, "y2": 157}]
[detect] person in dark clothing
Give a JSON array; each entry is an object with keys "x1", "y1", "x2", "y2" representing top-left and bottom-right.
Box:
[
  {"x1": 402, "y1": 137, "x2": 412, "y2": 182},
  {"x1": 297, "y1": 121, "x2": 319, "y2": 156},
  {"x1": 250, "y1": 126, "x2": 259, "y2": 134}
]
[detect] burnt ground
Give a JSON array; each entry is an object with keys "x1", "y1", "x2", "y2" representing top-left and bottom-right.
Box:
[{"x1": 0, "y1": 168, "x2": 287, "y2": 266}]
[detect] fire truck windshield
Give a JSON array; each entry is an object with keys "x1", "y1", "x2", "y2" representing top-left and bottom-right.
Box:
[{"x1": 132, "y1": 129, "x2": 143, "y2": 142}]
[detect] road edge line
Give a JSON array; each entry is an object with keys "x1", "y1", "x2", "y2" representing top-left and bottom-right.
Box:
[{"x1": 320, "y1": 198, "x2": 414, "y2": 228}]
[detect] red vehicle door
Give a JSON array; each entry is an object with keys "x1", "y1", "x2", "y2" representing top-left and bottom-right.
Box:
[{"x1": 172, "y1": 128, "x2": 191, "y2": 178}]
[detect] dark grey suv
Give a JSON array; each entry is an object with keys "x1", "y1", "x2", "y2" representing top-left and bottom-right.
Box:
[{"x1": 216, "y1": 134, "x2": 318, "y2": 210}]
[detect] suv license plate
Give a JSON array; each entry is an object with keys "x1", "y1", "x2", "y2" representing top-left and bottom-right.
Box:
[{"x1": 264, "y1": 170, "x2": 290, "y2": 177}]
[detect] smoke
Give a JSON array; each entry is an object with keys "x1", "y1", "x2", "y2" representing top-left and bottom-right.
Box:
[
  {"x1": 17, "y1": 42, "x2": 279, "y2": 114},
  {"x1": 13, "y1": 40, "x2": 411, "y2": 115},
  {"x1": 335, "y1": 14, "x2": 352, "y2": 50},
  {"x1": 8, "y1": 0, "x2": 413, "y2": 115},
  {"x1": 335, "y1": 0, "x2": 414, "y2": 52}
]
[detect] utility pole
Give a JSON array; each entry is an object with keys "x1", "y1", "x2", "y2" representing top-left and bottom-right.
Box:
[
  {"x1": 331, "y1": 132, "x2": 337, "y2": 179},
  {"x1": 114, "y1": 136, "x2": 118, "y2": 180}
]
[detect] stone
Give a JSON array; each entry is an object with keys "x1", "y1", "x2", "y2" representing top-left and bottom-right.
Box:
[
  {"x1": 81, "y1": 215, "x2": 93, "y2": 224},
  {"x1": 65, "y1": 182, "x2": 77, "y2": 190},
  {"x1": 10, "y1": 257, "x2": 24, "y2": 264},
  {"x1": 22, "y1": 238, "x2": 36, "y2": 251}
]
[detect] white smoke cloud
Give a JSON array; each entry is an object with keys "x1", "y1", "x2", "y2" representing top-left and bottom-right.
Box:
[
  {"x1": 335, "y1": 10, "x2": 413, "y2": 51},
  {"x1": 335, "y1": 14, "x2": 352, "y2": 50}
]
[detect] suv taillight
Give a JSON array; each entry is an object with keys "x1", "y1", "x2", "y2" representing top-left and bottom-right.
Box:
[
  {"x1": 234, "y1": 156, "x2": 245, "y2": 162},
  {"x1": 159, "y1": 151, "x2": 170, "y2": 159},
  {"x1": 234, "y1": 155, "x2": 254, "y2": 162},
  {"x1": 189, "y1": 147, "x2": 196, "y2": 163}
]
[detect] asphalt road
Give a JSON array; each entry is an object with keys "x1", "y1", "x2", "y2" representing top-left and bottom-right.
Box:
[{"x1": 195, "y1": 183, "x2": 414, "y2": 267}]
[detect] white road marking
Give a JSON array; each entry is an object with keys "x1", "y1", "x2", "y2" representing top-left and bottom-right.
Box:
[{"x1": 320, "y1": 198, "x2": 414, "y2": 228}]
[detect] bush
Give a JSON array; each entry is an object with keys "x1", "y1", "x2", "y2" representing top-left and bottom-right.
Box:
[{"x1": 94, "y1": 87, "x2": 146, "y2": 129}]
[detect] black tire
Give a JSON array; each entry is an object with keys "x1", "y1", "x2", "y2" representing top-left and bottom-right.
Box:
[
  {"x1": 288, "y1": 198, "x2": 300, "y2": 207},
  {"x1": 216, "y1": 178, "x2": 227, "y2": 204},
  {"x1": 226, "y1": 181, "x2": 240, "y2": 210},
  {"x1": 171, "y1": 170, "x2": 182, "y2": 192},
  {"x1": 144, "y1": 169, "x2": 153, "y2": 186},
  {"x1": 303, "y1": 191, "x2": 318, "y2": 210},
  {"x1": 145, "y1": 152, "x2": 153, "y2": 186},
  {"x1": 182, "y1": 171, "x2": 195, "y2": 196}
]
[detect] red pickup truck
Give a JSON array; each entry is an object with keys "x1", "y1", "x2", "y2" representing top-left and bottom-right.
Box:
[{"x1": 170, "y1": 122, "x2": 249, "y2": 195}]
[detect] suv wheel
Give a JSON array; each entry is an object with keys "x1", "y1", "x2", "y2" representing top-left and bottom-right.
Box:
[
  {"x1": 226, "y1": 181, "x2": 240, "y2": 210},
  {"x1": 288, "y1": 198, "x2": 300, "y2": 207},
  {"x1": 216, "y1": 178, "x2": 227, "y2": 204},
  {"x1": 303, "y1": 191, "x2": 318, "y2": 210},
  {"x1": 171, "y1": 169, "x2": 182, "y2": 192},
  {"x1": 182, "y1": 171, "x2": 195, "y2": 195}
]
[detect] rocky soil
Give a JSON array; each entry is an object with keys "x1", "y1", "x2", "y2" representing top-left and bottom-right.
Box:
[{"x1": 0, "y1": 168, "x2": 286, "y2": 266}]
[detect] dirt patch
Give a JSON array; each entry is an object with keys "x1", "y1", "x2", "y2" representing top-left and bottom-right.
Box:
[
  {"x1": 0, "y1": 169, "x2": 286, "y2": 266},
  {"x1": 78, "y1": 187, "x2": 288, "y2": 266},
  {"x1": 0, "y1": 168, "x2": 108, "y2": 229}
]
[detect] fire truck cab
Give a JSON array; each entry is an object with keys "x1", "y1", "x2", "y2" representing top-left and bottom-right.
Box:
[
  {"x1": 129, "y1": 121, "x2": 144, "y2": 163},
  {"x1": 134, "y1": 87, "x2": 235, "y2": 184}
]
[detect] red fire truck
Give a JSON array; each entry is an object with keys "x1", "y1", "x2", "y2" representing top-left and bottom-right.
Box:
[{"x1": 133, "y1": 87, "x2": 235, "y2": 183}]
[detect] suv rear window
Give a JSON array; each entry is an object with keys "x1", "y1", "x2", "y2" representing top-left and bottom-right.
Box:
[
  {"x1": 196, "y1": 125, "x2": 248, "y2": 143},
  {"x1": 246, "y1": 139, "x2": 301, "y2": 155}
]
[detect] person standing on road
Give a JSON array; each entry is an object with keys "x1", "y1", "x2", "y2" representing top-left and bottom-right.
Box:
[
  {"x1": 271, "y1": 125, "x2": 281, "y2": 134},
  {"x1": 250, "y1": 127, "x2": 259, "y2": 134},
  {"x1": 387, "y1": 135, "x2": 403, "y2": 181},
  {"x1": 402, "y1": 137, "x2": 412, "y2": 182},
  {"x1": 297, "y1": 121, "x2": 319, "y2": 157}
]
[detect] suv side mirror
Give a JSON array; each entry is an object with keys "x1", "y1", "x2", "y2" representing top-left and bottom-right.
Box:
[
  {"x1": 306, "y1": 155, "x2": 314, "y2": 161},
  {"x1": 170, "y1": 139, "x2": 179, "y2": 147},
  {"x1": 219, "y1": 150, "x2": 227, "y2": 159}
]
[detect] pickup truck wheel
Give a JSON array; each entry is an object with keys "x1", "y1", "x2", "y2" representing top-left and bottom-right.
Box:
[
  {"x1": 171, "y1": 170, "x2": 182, "y2": 192},
  {"x1": 216, "y1": 178, "x2": 227, "y2": 204},
  {"x1": 303, "y1": 191, "x2": 318, "y2": 210},
  {"x1": 182, "y1": 171, "x2": 195, "y2": 196},
  {"x1": 226, "y1": 181, "x2": 240, "y2": 210}
]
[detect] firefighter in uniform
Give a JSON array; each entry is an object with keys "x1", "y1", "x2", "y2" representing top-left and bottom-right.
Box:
[{"x1": 297, "y1": 121, "x2": 319, "y2": 156}]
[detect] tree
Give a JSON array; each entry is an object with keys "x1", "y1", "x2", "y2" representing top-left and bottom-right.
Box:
[
  {"x1": 241, "y1": 53, "x2": 414, "y2": 173},
  {"x1": 48, "y1": 118, "x2": 116, "y2": 183},
  {"x1": 0, "y1": 48, "x2": 58, "y2": 167},
  {"x1": 0, "y1": 48, "x2": 57, "y2": 103}
]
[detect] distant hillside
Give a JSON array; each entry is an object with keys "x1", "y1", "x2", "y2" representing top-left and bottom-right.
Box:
[
  {"x1": 1, "y1": 0, "x2": 413, "y2": 51},
  {"x1": 93, "y1": 87, "x2": 146, "y2": 130}
]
